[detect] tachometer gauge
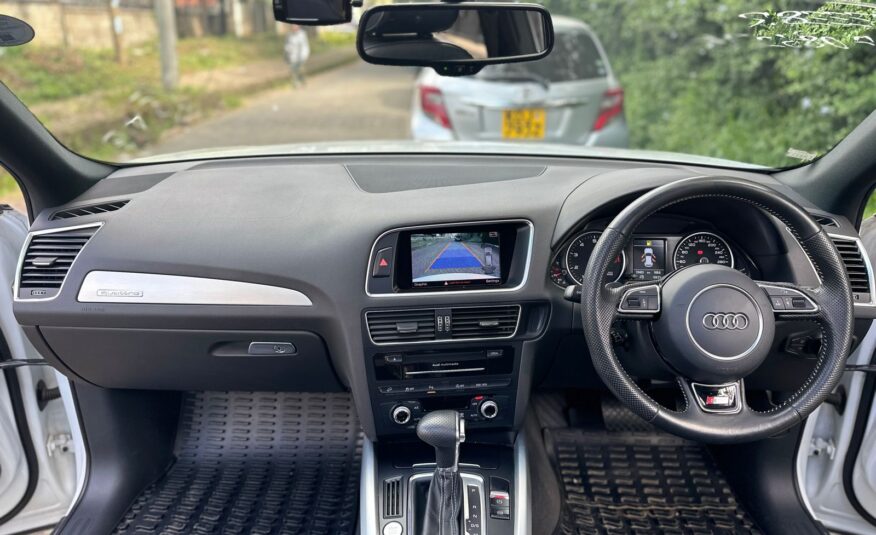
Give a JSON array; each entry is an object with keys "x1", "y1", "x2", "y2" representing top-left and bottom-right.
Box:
[
  {"x1": 673, "y1": 232, "x2": 734, "y2": 270},
  {"x1": 565, "y1": 231, "x2": 625, "y2": 285}
]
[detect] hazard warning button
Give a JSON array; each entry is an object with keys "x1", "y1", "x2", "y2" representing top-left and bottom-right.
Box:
[{"x1": 372, "y1": 247, "x2": 393, "y2": 278}]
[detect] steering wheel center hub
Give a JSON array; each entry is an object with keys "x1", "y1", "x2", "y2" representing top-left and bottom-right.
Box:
[
  {"x1": 686, "y1": 284, "x2": 763, "y2": 360},
  {"x1": 654, "y1": 264, "x2": 775, "y2": 382}
]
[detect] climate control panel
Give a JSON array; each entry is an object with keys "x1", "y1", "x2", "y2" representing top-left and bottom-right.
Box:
[{"x1": 379, "y1": 395, "x2": 511, "y2": 432}]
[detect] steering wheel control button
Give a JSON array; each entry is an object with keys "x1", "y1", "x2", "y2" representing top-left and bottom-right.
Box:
[
  {"x1": 618, "y1": 284, "x2": 660, "y2": 314},
  {"x1": 372, "y1": 247, "x2": 394, "y2": 278},
  {"x1": 247, "y1": 342, "x2": 297, "y2": 355},
  {"x1": 383, "y1": 521, "x2": 403, "y2": 535},
  {"x1": 759, "y1": 284, "x2": 818, "y2": 313},
  {"x1": 691, "y1": 382, "x2": 741, "y2": 414}
]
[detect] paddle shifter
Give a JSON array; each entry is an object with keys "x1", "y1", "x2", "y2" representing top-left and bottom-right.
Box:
[{"x1": 417, "y1": 410, "x2": 465, "y2": 535}]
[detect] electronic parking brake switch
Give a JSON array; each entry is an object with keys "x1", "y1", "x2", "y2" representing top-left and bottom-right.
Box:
[{"x1": 489, "y1": 477, "x2": 511, "y2": 520}]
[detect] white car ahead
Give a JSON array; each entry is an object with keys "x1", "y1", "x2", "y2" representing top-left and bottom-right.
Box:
[{"x1": 411, "y1": 16, "x2": 629, "y2": 147}]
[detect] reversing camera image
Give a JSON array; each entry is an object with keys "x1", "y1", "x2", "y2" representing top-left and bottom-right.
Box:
[{"x1": 411, "y1": 231, "x2": 500, "y2": 286}]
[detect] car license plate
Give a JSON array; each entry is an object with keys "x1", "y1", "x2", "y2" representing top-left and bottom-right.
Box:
[{"x1": 502, "y1": 108, "x2": 545, "y2": 139}]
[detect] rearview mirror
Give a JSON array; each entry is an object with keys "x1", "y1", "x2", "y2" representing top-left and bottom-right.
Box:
[{"x1": 357, "y1": 3, "x2": 554, "y2": 76}]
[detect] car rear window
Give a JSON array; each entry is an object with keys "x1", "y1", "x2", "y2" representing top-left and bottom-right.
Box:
[{"x1": 479, "y1": 30, "x2": 607, "y2": 82}]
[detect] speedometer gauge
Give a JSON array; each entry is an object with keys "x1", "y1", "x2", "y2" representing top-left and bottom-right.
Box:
[
  {"x1": 565, "y1": 231, "x2": 625, "y2": 285},
  {"x1": 673, "y1": 232, "x2": 734, "y2": 270}
]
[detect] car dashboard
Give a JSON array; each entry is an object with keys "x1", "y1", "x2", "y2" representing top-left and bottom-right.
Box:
[{"x1": 11, "y1": 154, "x2": 876, "y2": 440}]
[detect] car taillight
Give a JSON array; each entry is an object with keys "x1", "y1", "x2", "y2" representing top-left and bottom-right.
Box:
[
  {"x1": 592, "y1": 87, "x2": 624, "y2": 132},
  {"x1": 419, "y1": 86, "x2": 452, "y2": 129}
]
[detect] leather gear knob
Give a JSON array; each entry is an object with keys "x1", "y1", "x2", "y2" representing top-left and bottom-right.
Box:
[{"x1": 416, "y1": 410, "x2": 465, "y2": 469}]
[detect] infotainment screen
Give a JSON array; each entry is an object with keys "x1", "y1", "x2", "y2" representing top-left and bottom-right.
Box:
[{"x1": 410, "y1": 231, "x2": 502, "y2": 288}]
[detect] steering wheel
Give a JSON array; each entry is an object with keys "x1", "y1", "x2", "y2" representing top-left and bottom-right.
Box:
[{"x1": 581, "y1": 177, "x2": 854, "y2": 443}]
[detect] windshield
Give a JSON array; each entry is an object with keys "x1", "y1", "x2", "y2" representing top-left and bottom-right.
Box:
[{"x1": 0, "y1": 0, "x2": 873, "y2": 172}]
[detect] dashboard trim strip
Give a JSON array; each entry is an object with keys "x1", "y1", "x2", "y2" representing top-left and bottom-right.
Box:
[
  {"x1": 365, "y1": 219, "x2": 534, "y2": 297},
  {"x1": 359, "y1": 439, "x2": 378, "y2": 535},
  {"x1": 77, "y1": 271, "x2": 313, "y2": 306},
  {"x1": 514, "y1": 433, "x2": 531, "y2": 535}
]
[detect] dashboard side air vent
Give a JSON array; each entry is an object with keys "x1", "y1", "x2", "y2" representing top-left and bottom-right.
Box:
[
  {"x1": 17, "y1": 225, "x2": 100, "y2": 299},
  {"x1": 366, "y1": 309, "x2": 436, "y2": 344},
  {"x1": 813, "y1": 215, "x2": 838, "y2": 227},
  {"x1": 830, "y1": 236, "x2": 872, "y2": 303},
  {"x1": 450, "y1": 305, "x2": 520, "y2": 340},
  {"x1": 383, "y1": 477, "x2": 402, "y2": 518},
  {"x1": 50, "y1": 200, "x2": 129, "y2": 220}
]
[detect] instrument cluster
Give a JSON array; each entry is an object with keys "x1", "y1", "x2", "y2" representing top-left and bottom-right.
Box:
[{"x1": 550, "y1": 230, "x2": 752, "y2": 288}]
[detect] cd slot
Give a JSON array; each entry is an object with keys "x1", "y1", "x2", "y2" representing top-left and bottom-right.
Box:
[
  {"x1": 374, "y1": 347, "x2": 513, "y2": 382},
  {"x1": 405, "y1": 367, "x2": 486, "y2": 377},
  {"x1": 402, "y1": 351, "x2": 484, "y2": 364}
]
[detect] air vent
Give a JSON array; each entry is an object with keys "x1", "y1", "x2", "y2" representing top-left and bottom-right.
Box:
[
  {"x1": 50, "y1": 200, "x2": 129, "y2": 220},
  {"x1": 17, "y1": 225, "x2": 100, "y2": 299},
  {"x1": 450, "y1": 305, "x2": 520, "y2": 340},
  {"x1": 830, "y1": 236, "x2": 872, "y2": 302},
  {"x1": 813, "y1": 215, "x2": 838, "y2": 227},
  {"x1": 367, "y1": 309, "x2": 436, "y2": 344},
  {"x1": 383, "y1": 477, "x2": 402, "y2": 518}
]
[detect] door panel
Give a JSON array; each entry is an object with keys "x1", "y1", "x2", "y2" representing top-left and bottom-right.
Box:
[
  {"x1": 0, "y1": 377, "x2": 27, "y2": 519},
  {"x1": 0, "y1": 207, "x2": 81, "y2": 534},
  {"x1": 852, "y1": 399, "x2": 876, "y2": 519}
]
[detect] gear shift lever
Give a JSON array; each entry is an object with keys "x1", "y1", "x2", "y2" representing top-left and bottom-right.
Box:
[
  {"x1": 416, "y1": 411, "x2": 465, "y2": 535},
  {"x1": 417, "y1": 410, "x2": 465, "y2": 469}
]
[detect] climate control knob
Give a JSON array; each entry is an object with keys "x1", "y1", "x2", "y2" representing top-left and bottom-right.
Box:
[
  {"x1": 391, "y1": 405, "x2": 412, "y2": 425},
  {"x1": 479, "y1": 400, "x2": 499, "y2": 420}
]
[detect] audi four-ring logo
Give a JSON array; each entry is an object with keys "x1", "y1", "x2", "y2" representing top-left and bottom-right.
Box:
[{"x1": 702, "y1": 313, "x2": 749, "y2": 330}]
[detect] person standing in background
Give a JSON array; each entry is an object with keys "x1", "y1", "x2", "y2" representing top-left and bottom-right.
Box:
[{"x1": 284, "y1": 25, "x2": 310, "y2": 87}]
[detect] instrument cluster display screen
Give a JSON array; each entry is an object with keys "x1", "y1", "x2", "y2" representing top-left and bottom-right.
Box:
[
  {"x1": 410, "y1": 231, "x2": 502, "y2": 289},
  {"x1": 632, "y1": 238, "x2": 665, "y2": 280}
]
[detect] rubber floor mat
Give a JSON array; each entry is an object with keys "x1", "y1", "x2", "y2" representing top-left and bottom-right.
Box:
[
  {"x1": 114, "y1": 392, "x2": 363, "y2": 535},
  {"x1": 546, "y1": 429, "x2": 760, "y2": 535}
]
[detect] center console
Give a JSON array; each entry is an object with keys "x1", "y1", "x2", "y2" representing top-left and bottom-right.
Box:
[
  {"x1": 362, "y1": 220, "x2": 541, "y2": 534},
  {"x1": 372, "y1": 441, "x2": 518, "y2": 535},
  {"x1": 363, "y1": 303, "x2": 547, "y2": 436}
]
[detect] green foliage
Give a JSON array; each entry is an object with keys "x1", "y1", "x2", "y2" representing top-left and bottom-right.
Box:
[
  {"x1": 0, "y1": 35, "x2": 284, "y2": 105},
  {"x1": 314, "y1": 31, "x2": 357, "y2": 49},
  {"x1": 542, "y1": 0, "x2": 876, "y2": 167},
  {"x1": 865, "y1": 191, "x2": 876, "y2": 219},
  {"x1": 176, "y1": 33, "x2": 284, "y2": 71}
]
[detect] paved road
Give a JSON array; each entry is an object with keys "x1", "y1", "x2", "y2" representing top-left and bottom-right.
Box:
[
  {"x1": 412, "y1": 236, "x2": 499, "y2": 281},
  {"x1": 147, "y1": 61, "x2": 418, "y2": 155}
]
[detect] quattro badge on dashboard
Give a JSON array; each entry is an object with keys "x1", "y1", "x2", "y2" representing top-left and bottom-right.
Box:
[{"x1": 96, "y1": 289, "x2": 144, "y2": 298}]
